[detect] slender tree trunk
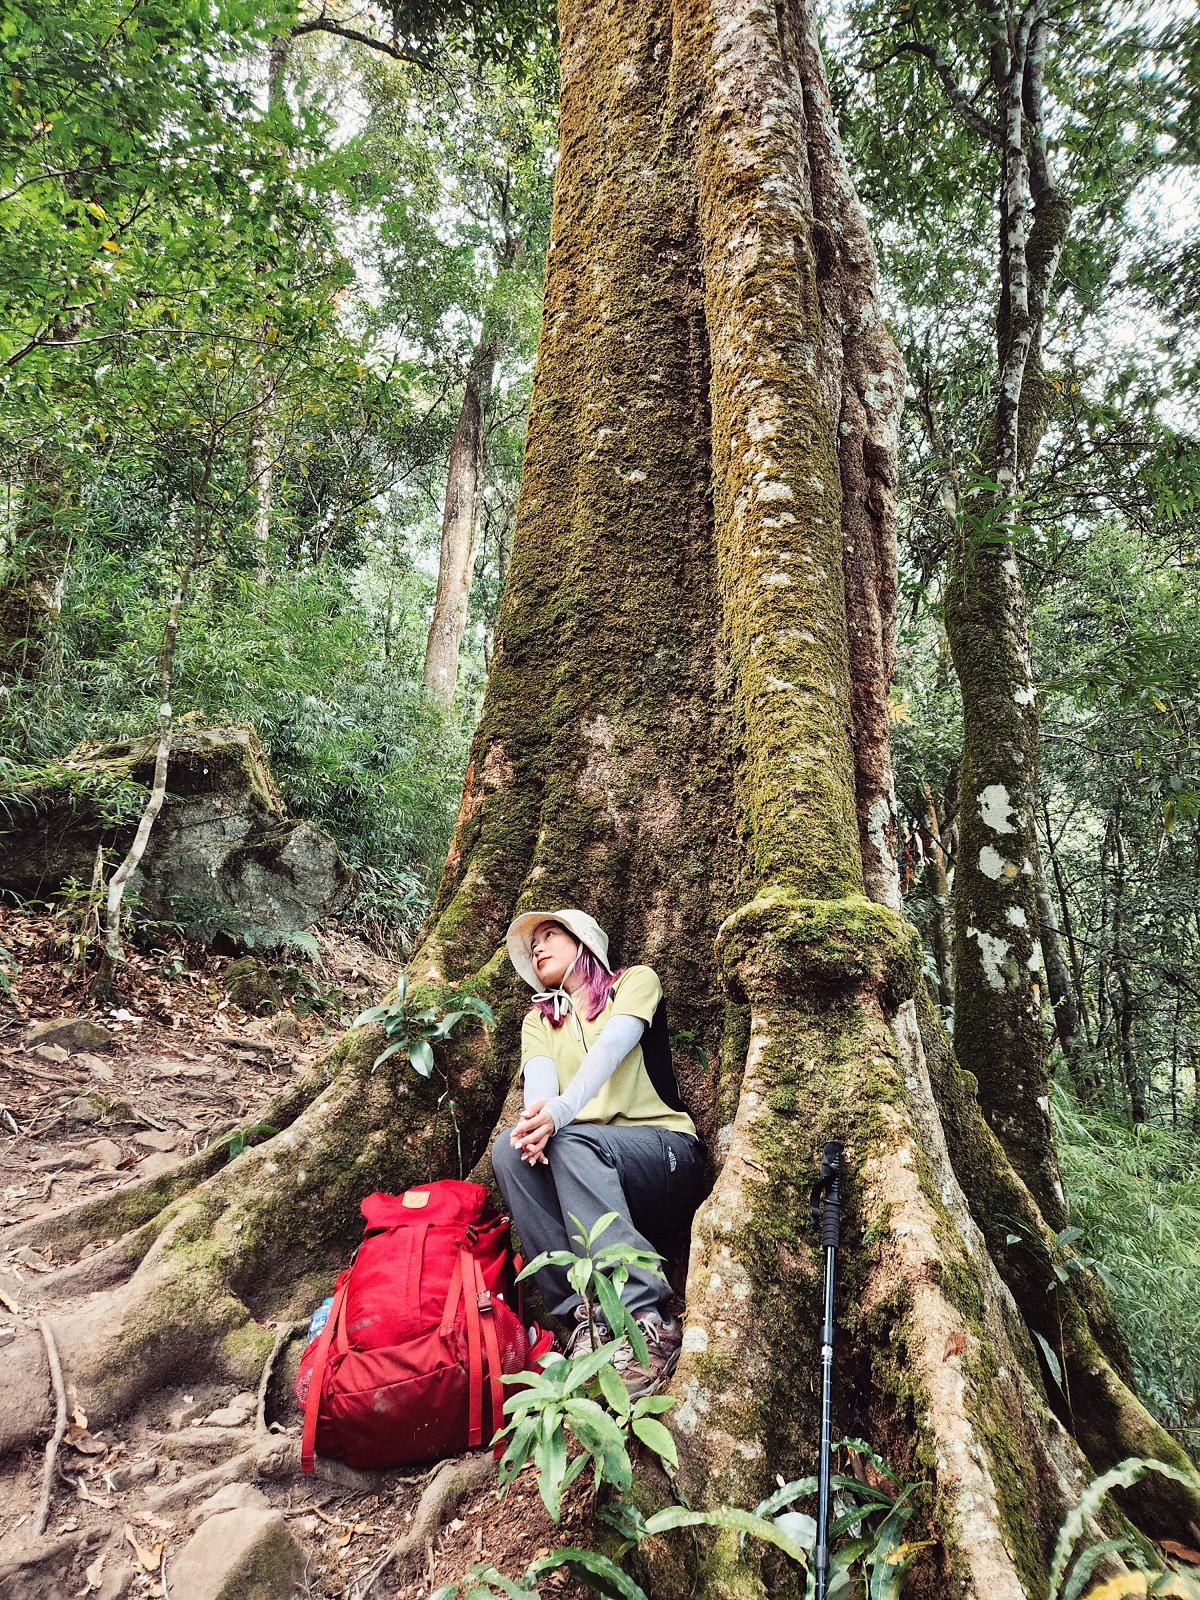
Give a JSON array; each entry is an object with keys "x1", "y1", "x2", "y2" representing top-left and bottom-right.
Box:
[
  {"x1": 91, "y1": 578, "x2": 187, "y2": 1000},
  {"x1": 423, "y1": 334, "x2": 497, "y2": 704},
  {"x1": 0, "y1": 451, "x2": 73, "y2": 682},
  {"x1": 92, "y1": 474, "x2": 208, "y2": 998},
  {"x1": 943, "y1": 7, "x2": 1072, "y2": 1227},
  {"x1": 1033, "y1": 843, "x2": 1080, "y2": 1064},
  {"x1": 920, "y1": 781, "x2": 954, "y2": 1007},
  {"x1": 247, "y1": 364, "x2": 276, "y2": 585},
  {"x1": 246, "y1": 34, "x2": 290, "y2": 584},
  {"x1": 3, "y1": 5, "x2": 1197, "y2": 1590},
  {"x1": 1109, "y1": 792, "x2": 1144, "y2": 1123},
  {"x1": 1042, "y1": 797, "x2": 1092, "y2": 1049}
]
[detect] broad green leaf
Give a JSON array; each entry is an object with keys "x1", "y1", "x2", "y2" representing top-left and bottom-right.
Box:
[
  {"x1": 773, "y1": 1511, "x2": 816, "y2": 1550},
  {"x1": 526, "y1": 1547, "x2": 648, "y2": 1600},
  {"x1": 754, "y1": 1476, "x2": 818, "y2": 1519},
  {"x1": 631, "y1": 1416, "x2": 678, "y2": 1469},
  {"x1": 642, "y1": 1506, "x2": 808, "y2": 1565},
  {"x1": 596, "y1": 1355, "x2": 631, "y2": 1418},
  {"x1": 630, "y1": 1394, "x2": 675, "y2": 1418}
]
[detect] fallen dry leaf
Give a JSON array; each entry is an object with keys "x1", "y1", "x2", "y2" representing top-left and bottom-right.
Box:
[
  {"x1": 1161, "y1": 1539, "x2": 1200, "y2": 1566},
  {"x1": 313, "y1": 1507, "x2": 377, "y2": 1535},
  {"x1": 83, "y1": 1552, "x2": 105, "y2": 1592},
  {"x1": 124, "y1": 1524, "x2": 164, "y2": 1573},
  {"x1": 67, "y1": 1473, "x2": 114, "y2": 1509},
  {"x1": 64, "y1": 1423, "x2": 107, "y2": 1455}
]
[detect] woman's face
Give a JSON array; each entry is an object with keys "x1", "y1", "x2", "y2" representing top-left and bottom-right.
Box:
[{"x1": 530, "y1": 922, "x2": 581, "y2": 990}]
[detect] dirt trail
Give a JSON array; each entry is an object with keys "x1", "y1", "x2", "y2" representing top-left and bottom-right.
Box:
[{"x1": 0, "y1": 907, "x2": 593, "y2": 1598}]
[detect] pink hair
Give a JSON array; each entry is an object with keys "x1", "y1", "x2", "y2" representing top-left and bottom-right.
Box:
[{"x1": 533, "y1": 936, "x2": 624, "y2": 1028}]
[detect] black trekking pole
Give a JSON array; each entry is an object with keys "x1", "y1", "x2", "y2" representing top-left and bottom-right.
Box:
[{"x1": 810, "y1": 1140, "x2": 844, "y2": 1600}]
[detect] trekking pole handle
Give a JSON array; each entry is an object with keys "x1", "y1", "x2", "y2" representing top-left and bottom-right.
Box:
[{"x1": 810, "y1": 1140, "x2": 844, "y2": 1250}]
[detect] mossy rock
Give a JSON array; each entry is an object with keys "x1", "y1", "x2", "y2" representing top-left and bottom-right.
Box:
[
  {"x1": 0, "y1": 725, "x2": 354, "y2": 943},
  {"x1": 223, "y1": 958, "x2": 286, "y2": 1017}
]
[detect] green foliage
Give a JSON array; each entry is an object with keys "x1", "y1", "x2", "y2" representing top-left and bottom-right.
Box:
[
  {"x1": 498, "y1": 1216, "x2": 674, "y2": 1521},
  {"x1": 355, "y1": 971, "x2": 495, "y2": 1075},
  {"x1": 439, "y1": 1421, "x2": 925, "y2": 1600},
  {"x1": 1048, "y1": 1456, "x2": 1200, "y2": 1600},
  {"x1": 0, "y1": 943, "x2": 17, "y2": 998},
  {"x1": 517, "y1": 1212, "x2": 663, "y2": 1374},
  {"x1": 0, "y1": 3, "x2": 554, "y2": 940},
  {"x1": 430, "y1": 1547, "x2": 646, "y2": 1600},
  {"x1": 496, "y1": 1337, "x2": 677, "y2": 1522},
  {"x1": 283, "y1": 0, "x2": 556, "y2": 77},
  {"x1": 1054, "y1": 1084, "x2": 1200, "y2": 1444},
  {"x1": 226, "y1": 1123, "x2": 279, "y2": 1161}
]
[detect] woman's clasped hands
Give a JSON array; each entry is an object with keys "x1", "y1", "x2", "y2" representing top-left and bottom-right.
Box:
[{"x1": 510, "y1": 1099, "x2": 555, "y2": 1165}]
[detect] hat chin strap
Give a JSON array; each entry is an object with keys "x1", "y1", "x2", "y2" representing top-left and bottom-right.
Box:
[{"x1": 532, "y1": 952, "x2": 585, "y2": 1039}]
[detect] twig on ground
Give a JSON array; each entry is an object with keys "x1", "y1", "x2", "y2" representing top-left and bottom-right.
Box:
[
  {"x1": 349, "y1": 1452, "x2": 494, "y2": 1599},
  {"x1": 131, "y1": 1107, "x2": 169, "y2": 1132},
  {"x1": 216, "y1": 1035, "x2": 276, "y2": 1056},
  {"x1": 0, "y1": 1285, "x2": 24, "y2": 1315},
  {"x1": 258, "y1": 1319, "x2": 306, "y2": 1434},
  {"x1": 32, "y1": 1317, "x2": 68, "y2": 1539}
]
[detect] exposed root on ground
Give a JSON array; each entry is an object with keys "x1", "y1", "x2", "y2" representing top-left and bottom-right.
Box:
[
  {"x1": 350, "y1": 1453, "x2": 496, "y2": 1598},
  {"x1": 31, "y1": 1318, "x2": 66, "y2": 1541},
  {"x1": 0, "y1": 948, "x2": 518, "y2": 1471},
  {"x1": 256, "y1": 1319, "x2": 306, "y2": 1435}
]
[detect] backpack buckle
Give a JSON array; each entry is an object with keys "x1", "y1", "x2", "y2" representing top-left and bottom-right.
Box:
[{"x1": 476, "y1": 1289, "x2": 493, "y2": 1314}]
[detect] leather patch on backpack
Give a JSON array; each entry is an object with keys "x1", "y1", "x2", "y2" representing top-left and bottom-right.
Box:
[{"x1": 402, "y1": 1190, "x2": 430, "y2": 1208}]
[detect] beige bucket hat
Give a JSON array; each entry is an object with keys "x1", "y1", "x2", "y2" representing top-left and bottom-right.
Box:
[{"x1": 506, "y1": 908, "x2": 612, "y2": 991}]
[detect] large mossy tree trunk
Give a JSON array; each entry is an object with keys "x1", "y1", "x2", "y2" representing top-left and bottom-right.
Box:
[{"x1": 3, "y1": 1, "x2": 1198, "y2": 1594}]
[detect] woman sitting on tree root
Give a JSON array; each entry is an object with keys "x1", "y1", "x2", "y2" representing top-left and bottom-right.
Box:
[{"x1": 492, "y1": 909, "x2": 704, "y2": 1395}]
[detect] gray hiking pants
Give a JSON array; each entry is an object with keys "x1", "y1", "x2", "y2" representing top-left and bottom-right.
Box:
[{"x1": 491, "y1": 1122, "x2": 705, "y2": 1321}]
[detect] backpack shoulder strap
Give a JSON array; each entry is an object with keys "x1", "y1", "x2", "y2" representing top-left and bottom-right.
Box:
[
  {"x1": 301, "y1": 1279, "x2": 348, "y2": 1475},
  {"x1": 640, "y1": 999, "x2": 687, "y2": 1113}
]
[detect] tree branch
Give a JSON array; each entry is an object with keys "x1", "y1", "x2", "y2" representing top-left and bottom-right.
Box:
[
  {"x1": 865, "y1": 40, "x2": 1004, "y2": 147},
  {"x1": 289, "y1": 15, "x2": 427, "y2": 67}
]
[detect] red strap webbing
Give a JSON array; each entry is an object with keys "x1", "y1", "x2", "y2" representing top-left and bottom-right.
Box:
[
  {"x1": 472, "y1": 1255, "x2": 505, "y2": 1447},
  {"x1": 461, "y1": 1245, "x2": 484, "y2": 1447},
  {"x1": 398, "y1": 1221, "x2": 429, "y2": 1331},
  {"x1": 512, "y1": 1248, "x2": 525, "y2": 1325},
  {"x1": 439, "y1": 1251, "x2": 465, "y2": 1336},
  {"x1": 300, "y1": 1280, "x2": 347, "y2": 1475}
]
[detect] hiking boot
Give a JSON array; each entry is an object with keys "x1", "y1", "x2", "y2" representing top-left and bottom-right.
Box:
[
  {"x1": 613, "y1": 1311, "x2": 683, "y2": 1398},
  {"x1": 563, "y1": 1304, "x2": 612, "y2": 1359}
]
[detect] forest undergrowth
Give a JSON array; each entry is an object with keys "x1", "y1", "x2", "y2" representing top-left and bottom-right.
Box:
[{"x1": 1054, "y1": 1081, "x2": 1200, "y2": 1452}]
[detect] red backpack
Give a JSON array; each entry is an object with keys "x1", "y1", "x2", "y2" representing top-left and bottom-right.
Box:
[{"x1": 295, "y1": 1180, "x2": 554, "y2": 1472}]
